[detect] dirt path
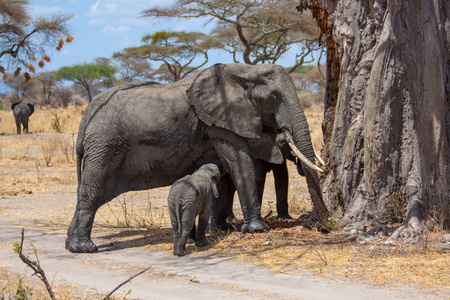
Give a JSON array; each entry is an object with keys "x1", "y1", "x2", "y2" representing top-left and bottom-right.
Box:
[
  {"x1": 0, "y1": 133, "x2": 447, "y2": 299},
  {"x1": 0, "y1": 222, "x2": 442, "y2": 300}
]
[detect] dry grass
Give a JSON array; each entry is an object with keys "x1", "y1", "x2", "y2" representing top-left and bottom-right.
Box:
[
  {"x1": 0, "y1": 105, "x2": 449, "y2": 298},
  {"x1": 0, "y1": 105, "x2": 84, "y2": 135},
  {"x1": 0, "y1": 266, "x2": 104, "y2": 299}
]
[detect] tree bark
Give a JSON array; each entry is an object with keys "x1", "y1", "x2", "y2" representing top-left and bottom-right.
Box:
[{"x1": 299, "y1": 0, "x2": 450, "y2": 238}]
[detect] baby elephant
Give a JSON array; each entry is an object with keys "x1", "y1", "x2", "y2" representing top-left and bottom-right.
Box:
[{"x1": 168, "y1": 163, "x2": 221, "y2": 256}]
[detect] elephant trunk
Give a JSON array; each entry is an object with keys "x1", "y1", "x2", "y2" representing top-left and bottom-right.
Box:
[{"x1": 280, "y1": 102, "x2": 332, "y2": 231}]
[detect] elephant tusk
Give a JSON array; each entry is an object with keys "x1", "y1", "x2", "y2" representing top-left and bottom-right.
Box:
[
  {"x1": 314, "y1": 150, "x2": 326, "y2": 166},
  {"x1": 283, "y1": 131, "x2": 324, "y2": 173}
]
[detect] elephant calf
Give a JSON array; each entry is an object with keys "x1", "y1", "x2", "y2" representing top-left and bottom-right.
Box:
[{"x1": 168, "y1": 163, "x2": 221, "y2": 256}]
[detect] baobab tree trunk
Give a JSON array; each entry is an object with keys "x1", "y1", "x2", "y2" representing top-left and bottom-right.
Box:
[{"x1": 298, "y1": 0, "x2": 450, "y2": 240}]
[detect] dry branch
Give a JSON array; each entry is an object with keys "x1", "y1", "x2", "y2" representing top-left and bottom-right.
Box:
[
  {"x1": 16, "y1": 228, "x2": 56, "y2": 300},
  {"x1": 103, "y1": 267, "x2": 151, "y2": 300}
]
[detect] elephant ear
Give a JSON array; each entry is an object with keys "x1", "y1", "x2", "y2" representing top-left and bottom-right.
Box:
[
  {"x1": 27, "y1": 103, "x2": 35, "y2": 115},
  {"x1": 247, "y1": 134, "x2": 284, "y2": 164},
  {"x1": 11, "y1": 102, "x2": 20, "y2": 111},
  {"x1": 186, "y1": 64, "x2": 263, "y2": 139}
]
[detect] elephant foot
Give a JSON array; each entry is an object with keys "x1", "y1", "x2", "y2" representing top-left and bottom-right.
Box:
[
  {"x1": 195, "y1": 239, "x2": 209, "y2": 248},
  {"x1": 173, "y1": 248, "x2": 189, "y2": 256},
  {"x1": 209, "y1": 218, "x2": 234, "y2": 232},
  {"x1": 241, "y1": 218, "x2": 269, "y2": 233},
  {"x1": 65, "y1": 237, "x2": 98, "y2": 253},
  {"x1": 275, "y1": 213, "x2": 293, "y2": 220}
]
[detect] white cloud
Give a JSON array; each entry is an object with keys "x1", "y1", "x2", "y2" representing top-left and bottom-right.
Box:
[
  {"x1": 88, "y1": 18, "x2": 106, "y2": 26},
  {"x1": 100, "y1": 25, "x2": 131, "y2": 35},
  {"x1": 89, "y1": 1, "x2": 101, "y2": 16}
]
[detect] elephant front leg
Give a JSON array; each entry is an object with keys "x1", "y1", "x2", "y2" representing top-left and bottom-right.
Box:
[
  {"x1": 231, "y1": 155, "x2": 269, "y2": 233},
  {"x1": 272, "y1": 161, "x2": 292, "y2": 219},
  {"x1": 213, "y1": 136, "x2": 269, "y2": 233},
  {"x1": 196, "y1": 204, "x2": 212, "y2": 247}
]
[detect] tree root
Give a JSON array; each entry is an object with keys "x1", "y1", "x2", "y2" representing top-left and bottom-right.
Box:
[{"x1": 387, "y1": 216, "x2": 428, "y2": 244}]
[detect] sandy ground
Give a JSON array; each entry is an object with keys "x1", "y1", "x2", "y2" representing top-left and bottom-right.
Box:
[
  {"x1": 1, "y1": 222, "x2": 444, "y2": 300},
  {"x1": 0, "y1": 133, "x2": 448, "y2": 299}
]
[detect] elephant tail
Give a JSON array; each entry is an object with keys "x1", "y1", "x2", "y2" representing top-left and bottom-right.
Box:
[
  {"x1": 76, "y1": 141, "x2": 84, "y2": 186},
  {"x1": 176, "y1": 200, "x2": 182, "y2": 238}
]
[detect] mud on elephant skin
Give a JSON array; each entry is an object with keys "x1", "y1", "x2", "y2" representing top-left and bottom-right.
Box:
[
  {"x1": 11, "y1": 102, "x2": 34, "y2": 134},
  {"x1": 66, "y1": 63, "x2": 330, "y2": 253},
  {"x1": 168, "y1": 163, "x2": 221, "y2": 256}
]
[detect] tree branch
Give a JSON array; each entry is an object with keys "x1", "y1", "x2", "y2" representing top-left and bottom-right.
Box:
[
  {"x1": 103, "y1": 267, "x2": 151, "y2": 300},
  {"x1": 16, "y1": 228, "x2": 56, "y2": 300}
]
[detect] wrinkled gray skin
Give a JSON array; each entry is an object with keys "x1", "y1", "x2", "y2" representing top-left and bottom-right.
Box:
[
  {"x1": 211, "y1": 133, "x2": 301, "y2": 229},
  {"x1": 66, "y1": 63, "x2": 325, "y2": 253},
  {"x1": 168, "y1": 163, "x2": 221, "y2": 256},
  {"x1": 11, "y1": 102, "x2": 34, "y2": 134}
]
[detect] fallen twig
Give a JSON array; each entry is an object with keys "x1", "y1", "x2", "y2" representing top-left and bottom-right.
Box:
[
  {"x1": 16, "y1": 228, "x2": 56, "y2": 300},
  {"x1": 103, "y1": 266, "x2": 151, "y2": 300}
]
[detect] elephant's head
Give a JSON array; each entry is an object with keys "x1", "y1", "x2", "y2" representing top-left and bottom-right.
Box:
[
  {"x1": 198, "y1": 163, "x2": 221, "y2": 198},
  {"x1": 187, "y1": 63, "x2": 322, "y2": 171},
  {"x1": 11, "y1": 102, "x2": 35, "y2": 115},
  {"x1": 187, "y1": 63, "x2": 331, "y2": 229}
]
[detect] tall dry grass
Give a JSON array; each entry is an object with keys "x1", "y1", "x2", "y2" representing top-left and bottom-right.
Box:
[{"x1": 0, "y1": 105, "x2": 85, "y2": 135}]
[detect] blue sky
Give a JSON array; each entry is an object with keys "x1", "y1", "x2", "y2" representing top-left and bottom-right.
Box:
[{"x1": 1, "y1": 0, "x2": 317, "y2": 92}]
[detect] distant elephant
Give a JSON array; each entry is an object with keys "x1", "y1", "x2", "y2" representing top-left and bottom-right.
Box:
[
  {"x1": 211, "y1": 133, "x2": 301, "y2": 230},
  {"x1": 168, "y1": 163, "x2": 221, "y2": 256},
  {"x1": 66, "y1": 63, "x2": 330, "y2": 253},
  {"x1": 11, "y1": 102, "x2": 34, "y2": 134}
]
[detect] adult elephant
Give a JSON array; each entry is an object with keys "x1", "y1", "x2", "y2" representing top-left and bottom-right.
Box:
[
  {"x1": 11, "y1": 102, "x2": 35, "y2": 134},
  {"x1": 66, "y1": 63, "x2": 330, "y2": 253}
]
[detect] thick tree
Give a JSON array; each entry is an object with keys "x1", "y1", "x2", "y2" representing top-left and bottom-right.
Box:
[
  {"x1": 141, "y1": 0, "x2": 321, "y2": 72},
  {"x1": 0, "y1": 0, "x2": 73, "y2": 80},
  {"x1": 117, "y1": 31, "x2": 221, "y2": 82},
  {"x1": 298, "y1": 0, "x2": 449, "y2": 240},
  {"x1": 54, "y1": 63, "x2": 116, "y2": 102}
]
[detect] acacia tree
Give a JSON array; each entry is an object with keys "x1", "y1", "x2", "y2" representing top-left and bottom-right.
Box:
[
  {"x1": 142, "y1": 0, "x2": 321, "y2": 72},
  {"x1": 0, "y1": 0, "x2": 73, "y2": 81},
  {"x1": 117, "y1": 31, "x2": 221, "y2": 82},
  {"x1": 54, "y1": 63, "x2": 116, "y2": 102},
  {"x1": 298, "y1": 0, "x2": 449, "y2": 239}
]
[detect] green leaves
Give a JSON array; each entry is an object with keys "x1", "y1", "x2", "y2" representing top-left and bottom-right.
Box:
[
  {"x1": 54, "y1": 63, "x2": 116, "y2": 101},
  {"x1": 55, "y1": 63, "x2": 116, "y2": 83},
  {"x1": 118, "y1": 31, "x2": 221, "y2": 82}
]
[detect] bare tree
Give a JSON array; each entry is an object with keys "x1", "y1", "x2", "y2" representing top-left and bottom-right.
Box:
[
  {"x1": 298, "y1": 0, "x2": 450, "y2": 239},
  {"x1": 53, "y1": 85, "x2": 74, "y2": 108},
  {"x1": 113, "y1": 56, "x2": 154, "y2": 83},
  {"x1": 3, "y1": 73, "x2": 36, "y2": 103},
  {"x1": 36, "y1": 71, "x2": 55, "y2": 106},
  {"x1": 0, "y1": 0, "x2": 73, "y2": 80},
  {"x1": 142, "y1": 0, "x2": 321, "y2": 72}
]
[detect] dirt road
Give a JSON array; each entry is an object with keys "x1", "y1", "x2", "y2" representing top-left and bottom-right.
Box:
[
  {"x1": 0, "y1": 221, "x2": 442, "y2": 300},
  {"x1": 0, "y1": 133, "x2": 447, "y2": 299}
]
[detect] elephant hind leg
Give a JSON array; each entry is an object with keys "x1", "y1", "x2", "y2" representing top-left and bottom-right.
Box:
[
  {"x1": 15, "y1": 116, "x2": 21, "y2": 134},
  {"x1": 66, "y1": 162, "x2": 120, "y2": 253}
]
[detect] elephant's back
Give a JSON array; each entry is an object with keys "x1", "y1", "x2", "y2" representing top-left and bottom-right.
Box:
[{"x1": 78, "y1": 79, "x2": 194, "y2": 140}]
